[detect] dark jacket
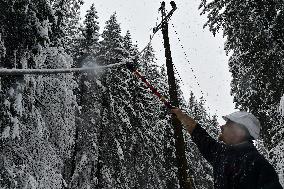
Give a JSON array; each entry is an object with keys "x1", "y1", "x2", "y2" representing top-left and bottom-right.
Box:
[{"x1": 191, "y1": 124, "x2": 283, "y2": 189}]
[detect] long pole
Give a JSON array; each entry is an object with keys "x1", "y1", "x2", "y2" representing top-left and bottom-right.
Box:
[
  {"x1": 126, "y1": 62, "x2": 173, "y2": 109},
  {"x1": 159, "y1": 2, "x2": 193, "y2": 189},
  {"x1": 0, "y1": 62, "x2": 126, "y2": 76}
]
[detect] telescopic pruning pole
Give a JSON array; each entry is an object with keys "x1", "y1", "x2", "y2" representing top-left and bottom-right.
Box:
[
  {"x1": 157, "y1": 2, "x2": 194, "y2": 189},
  {"x1": 126, "y1": 62, "x2": 173, "y2": 109}
]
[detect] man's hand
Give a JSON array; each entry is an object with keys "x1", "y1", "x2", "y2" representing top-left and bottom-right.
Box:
[{"x1": 171, "y1": 108, "x2": 197, "y2": 134}]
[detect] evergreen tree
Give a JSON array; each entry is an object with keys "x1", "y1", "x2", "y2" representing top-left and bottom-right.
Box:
[
  {"x1": 66, "y1": 4, "x2": 101, "y2": 188},
  {"x1": 71, "y1": 2, "x2": 100, "y2": 111},
  {"x1": 123, "y1": 30, "x2": 140, "y2": 58},
  {"x1": 91, "y1": 13, "x2": 131, "y2": 188},
  {"x1": 51, "y1": 0, "x2": 84, "y2": 48},
  {"x1": 184, "y1": 92, "x2": 219, "y2": 189},
  {"x1": 0, "y1": 1, "x2": 77, "y2": 188},
  {"x1": 138, "y1": 45, "x2": 180, "y2": 188},
  {"x1": 98, "y1": 12, "x2": 127, "y2": 65},
  {"x1": 71, "y1": 2, "x2": 100, "y2": 66}
]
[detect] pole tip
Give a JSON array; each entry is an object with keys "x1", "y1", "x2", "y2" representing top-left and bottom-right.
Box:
[
  {"x1": 159, "y1": 1, "x2": 165, "y2": 11},
  {"x1": 170, "y1": 1, "x2": 176, "y2": 9},
  {"x1": 126, "y1": 62, "x2": 136, "y2": 72}
]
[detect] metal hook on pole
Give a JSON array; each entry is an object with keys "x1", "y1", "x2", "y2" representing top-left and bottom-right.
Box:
[{"x1": 153, "y1": 1, "x2": 177, "y2": 34}]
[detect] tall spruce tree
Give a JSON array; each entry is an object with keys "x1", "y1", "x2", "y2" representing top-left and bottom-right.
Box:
[
  {"x1": 138, "y1": 45, "x2": 180, "y2": 188},
  {"x1": 184, "y1": 92, "x2": 219, "y2": 189},
  {"x1": 71, "y1": 2, "x2": 100, "y2": 67},
  {"x1": 67, "y1": 4, "x2": 103, "y2": 189},
  {"x1": 95, "y1": 15, "x2": 173, "y2": 188},
  {"x1": 0, "y1": 0, "x2": 77, "y2": 188},
  {"x1": 93, "y1": 13, "x2": 132, "y2": 188},
  {"x1": 51, "y1": 0, "x2": 84, "y2": 48}
]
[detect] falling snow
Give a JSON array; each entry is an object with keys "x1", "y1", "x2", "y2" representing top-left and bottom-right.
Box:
[{"x1": 0, "y1": 0, "x2": 283, "y2": 189}]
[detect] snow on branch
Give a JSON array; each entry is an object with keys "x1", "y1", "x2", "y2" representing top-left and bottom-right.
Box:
[
  {"x1": 280, "y1": 94, "x2": 284, "y2": 117},
  {"x1": 0, "y1": 62, "x2": 127, "y2": 76}
]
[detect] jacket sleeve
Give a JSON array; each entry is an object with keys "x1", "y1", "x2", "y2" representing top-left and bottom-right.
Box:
[
  {"x1": 256, "y1": 160, "x2": 283, "y2": 189},
  {"x1": 191, "y1": 123, "x2": 226, "y2": 165}
]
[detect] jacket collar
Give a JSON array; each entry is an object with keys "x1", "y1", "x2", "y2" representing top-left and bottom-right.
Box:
[{"x1": 228, "y1": 141, "x2": 256, "y2": 152}]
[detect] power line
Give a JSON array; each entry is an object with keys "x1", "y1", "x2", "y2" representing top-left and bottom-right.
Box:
[
  {"x1": 172, "y1": 58, "x2": 186, "y2": 88},
  {"x1": 170, "y1": 22, "x2": 218, "y2": 116},
  {"x1": 162, "y1": 10, "x2": 207, "y2": 104},
  {"x1": 170, "y1": 22, "x2": 205, "y2": 98}
]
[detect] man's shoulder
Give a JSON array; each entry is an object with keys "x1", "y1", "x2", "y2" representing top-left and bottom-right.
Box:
[
  {"x1": 244, "y1": 146, "x2": 268, "y2": 163},
  {"x1": 250, "y1": 150, "x2": 283, "y2": 188},
  {"x1": 235, "y1": 144, "x2": 272, "y2": 168},
  {"x1": 248, "y1": 150, "x2": 276, "y2": 173}
]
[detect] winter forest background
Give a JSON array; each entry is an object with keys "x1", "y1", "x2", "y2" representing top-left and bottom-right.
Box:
[{"x1": 0, "y1": 0, "x2": 283, "y2": 188}]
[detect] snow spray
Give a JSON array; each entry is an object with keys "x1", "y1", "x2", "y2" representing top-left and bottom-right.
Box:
[{"x1": 80, "y1": 57, "x2": 103, "y2": 79}]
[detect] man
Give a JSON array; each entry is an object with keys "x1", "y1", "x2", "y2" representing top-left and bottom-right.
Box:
[{"x1": 171, "y1": 108, "x2": 283, "y2": 189}]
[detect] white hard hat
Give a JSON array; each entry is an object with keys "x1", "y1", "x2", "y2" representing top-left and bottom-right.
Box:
[{"x1": 222, "y1": 111, "x2": 261, "y2": 139}]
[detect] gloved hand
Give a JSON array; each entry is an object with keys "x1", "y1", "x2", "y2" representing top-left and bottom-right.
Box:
[{"x1": 171, "y1": 108, "x2": 197, "y2": 134}]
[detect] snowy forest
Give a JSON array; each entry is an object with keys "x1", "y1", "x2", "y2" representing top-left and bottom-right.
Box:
[{"x1": 0, "y1": 0, "x2": 283, "y2": 189}]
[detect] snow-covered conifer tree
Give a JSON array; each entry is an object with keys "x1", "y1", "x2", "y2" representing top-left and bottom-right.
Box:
[
  {"x1": 51, "y1": 0, "x2": 84, "y2": 48},
  {"x1": 71, "y1": 3, "x2": 100, "y2": 68},
  {"x1": 88, "y1": 13, "x2": 132, "y2": 188},
  {"x1": 0, "y1": 1, "x2": 77, "y2": 188},
  {"x1": 183, "y1": 92, "x2": 219, "y2": 189}
]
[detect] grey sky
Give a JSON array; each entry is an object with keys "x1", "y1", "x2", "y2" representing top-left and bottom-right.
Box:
[{"x1": 81, "y1": 0, "x2": 237, "y2": 124}]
